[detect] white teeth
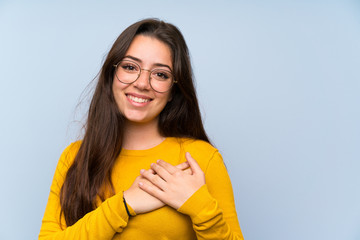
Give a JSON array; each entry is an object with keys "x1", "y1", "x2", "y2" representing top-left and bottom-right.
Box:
[{"x1": 128, "y1": 95, "x2": 150, "y2": 103}]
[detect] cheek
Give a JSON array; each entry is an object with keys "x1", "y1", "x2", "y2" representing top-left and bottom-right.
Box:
[
  {"x1": 156, "y1": 92, "x2": 171, "y2": 105},
  {"x1": 113, "y1": 78, "x2": 127, "y2": 90},
  {"x1": 112, "y1": 81, "x2": 127, "y2": 108},
  {"x1": 112, "y1": 79, "x2": 130, "y2": 101},
  {"x1": 155, "y1": 94, "x2": 172, "y2": 115}
]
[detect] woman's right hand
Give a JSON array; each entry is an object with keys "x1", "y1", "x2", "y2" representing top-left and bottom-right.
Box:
[{"x1": 124, "y1": 161, "x2": 190, "y2": 214}]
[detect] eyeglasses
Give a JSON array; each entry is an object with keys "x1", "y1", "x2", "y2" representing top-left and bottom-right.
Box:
[{"x1": 113, "y1": 60, "x2": 177, "y2": 93}]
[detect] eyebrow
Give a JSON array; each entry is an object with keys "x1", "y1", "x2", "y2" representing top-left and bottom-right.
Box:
[{"x1": 123, "y1": 55, "x2": 173, "y2": 71}]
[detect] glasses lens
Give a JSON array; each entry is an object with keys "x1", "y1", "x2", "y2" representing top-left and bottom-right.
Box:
[
  {"x1": 115, "y1": 60, "x2": 140, "y2": 83},
  {"x1": 150, "y1": 69, "x2": 174, "y2": 92}
]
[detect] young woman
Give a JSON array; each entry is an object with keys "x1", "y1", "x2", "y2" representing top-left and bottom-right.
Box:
[{"x1": 39, "y1": 18, "x2": 244, "y2": 239}]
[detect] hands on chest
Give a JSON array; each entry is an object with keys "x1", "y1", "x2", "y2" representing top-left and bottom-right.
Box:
[{"x1": 124, "y1": 152, "x2": 205, "y2": 214}]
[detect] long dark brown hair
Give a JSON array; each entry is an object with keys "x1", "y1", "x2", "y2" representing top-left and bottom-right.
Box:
[{"x1": 60, "y1": 18, "x2": 210, "y2": 226}]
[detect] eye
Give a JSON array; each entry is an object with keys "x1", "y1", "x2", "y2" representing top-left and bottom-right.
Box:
[
  {"x1": 152, "y1": 70, "x2": 171, "y2": 81},
  {"x1": 120, "y1": 61, "x2": 139, "y2": 72}
]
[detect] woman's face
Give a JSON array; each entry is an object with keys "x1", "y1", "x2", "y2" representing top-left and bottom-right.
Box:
[{"x1": 112, "y1": 35, "x2": 173, "y2": 125}]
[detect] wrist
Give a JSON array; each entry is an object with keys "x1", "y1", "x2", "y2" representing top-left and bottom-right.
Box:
[
  {"x1": 123, "y1": 190, "x2": 137, "y2": 216},
  {"x1": 123, "y1": 191, "x2": 134, "y2": 217}
]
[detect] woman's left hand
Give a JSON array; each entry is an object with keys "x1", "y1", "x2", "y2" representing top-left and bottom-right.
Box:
[{"x1": 138, "y1": 152, "x2": 205, "y2": 210}]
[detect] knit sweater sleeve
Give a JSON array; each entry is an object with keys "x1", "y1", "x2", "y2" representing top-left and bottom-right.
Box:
[
  {"x1": 177, "y1": 151, "x2": 244, "y2": 240},
  {"x1": 38, "y1": 142, "x2": 135, "y2": 240}
]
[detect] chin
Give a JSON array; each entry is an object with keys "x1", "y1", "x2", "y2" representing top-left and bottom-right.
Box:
[{"x1": 124, "y1": 114, "x2": 158, "y2": 125}]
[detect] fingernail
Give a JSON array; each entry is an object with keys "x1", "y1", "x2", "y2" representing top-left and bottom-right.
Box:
[
  {"x1": 139, "y1": 182, "x2": 143, "y2": 187},
  {"x1": 140, "y1": 169, "x2": 144, "y2": 174},
  {"x1": 157, "y1": 159, "x2": 161, "y2": 163},
  {"x1": 151, "y1": 163, "x2": 154, "y2": 167}
]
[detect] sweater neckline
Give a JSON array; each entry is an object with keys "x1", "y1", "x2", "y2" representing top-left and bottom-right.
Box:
[{"x1": 120, "y1": 137, "x2": 175, "y2": 157}]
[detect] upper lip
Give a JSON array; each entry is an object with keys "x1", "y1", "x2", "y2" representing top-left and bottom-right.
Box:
[{"x1": 126, "y1": 92, "x2": 153, "y2": 100}]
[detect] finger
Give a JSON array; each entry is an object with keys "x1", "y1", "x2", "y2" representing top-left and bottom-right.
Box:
[
  {"x1": 183, "y1": 167, "x2": 193, "y2": 175},
  {"x1": 156, "y1": 159, "x2": 181, "y2": 175},
  {"x1": 138, "y1": 181, "x2": 166, "y2": 201},
  {"x1": 151, "y1": 162, "x2": 173, "y2": 181},
  {"x1": 140, "y1": 169, "x2": 167, "y2": 190},
  {"x1": 185, "y1": 152, "x2": 202, "y2": 174},
  {"x1": 175, "y1": 161, "x2": 190, "y2": 170},
  {"x1": 137, "y1": 176, "x2": 153, "y2": 184}
]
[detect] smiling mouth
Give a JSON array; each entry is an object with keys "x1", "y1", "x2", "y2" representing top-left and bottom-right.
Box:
[{"x1": 126, "y1": 94, "x2": 152, "y2": 103}]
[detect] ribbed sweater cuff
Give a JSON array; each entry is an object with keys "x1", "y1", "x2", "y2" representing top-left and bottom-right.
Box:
[
  {"x1": 177, "y1": 184, "x2": 214, "y2": 217},
  {"x1": 101, "y1": 192, "x2": 135, "y2": 232}
]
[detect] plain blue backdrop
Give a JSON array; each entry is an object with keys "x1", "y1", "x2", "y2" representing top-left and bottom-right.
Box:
[{"x1": 0, "y1": 0, "x2": 359, "y2": 239}]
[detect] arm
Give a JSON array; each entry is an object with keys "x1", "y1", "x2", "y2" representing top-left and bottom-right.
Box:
[
  {"x1": 139, "y1": 152, "x2": 244, "y2": 240},
  {"x1": 39, "y1": 143, "x2": 133, "y2": 240},
  {"x1": 178, "y1": 151, "x2": 244, "y2": 239}
]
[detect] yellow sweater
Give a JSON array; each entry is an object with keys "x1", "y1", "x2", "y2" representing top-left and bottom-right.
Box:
[{"x1": 39, "y1": 137, "x2": 244, "y2": 239}]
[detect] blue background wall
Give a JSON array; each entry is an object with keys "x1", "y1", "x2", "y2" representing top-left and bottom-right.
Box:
[{"x1": 0, "y1": 1, "x2": 359, "y2": 239}]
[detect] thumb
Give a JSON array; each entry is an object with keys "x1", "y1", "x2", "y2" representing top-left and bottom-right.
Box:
[{"x1": 185, "y1": 152, "x2": 202, "y2": 174}]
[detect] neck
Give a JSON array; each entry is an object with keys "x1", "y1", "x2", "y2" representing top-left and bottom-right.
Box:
[{"x1": 122, "y1": 118, "x2": 165, "y2": 150}]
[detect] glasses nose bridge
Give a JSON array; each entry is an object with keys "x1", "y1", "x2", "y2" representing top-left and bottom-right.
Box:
[
  {"x1": 140, "y1": 68, "x2": 152, "y2": 76},
  {"x1": 138, "y1": 67, "x2": 152, "y2": 79},
  {"x1": 141, "y1": 68, "x2": 151, "y2": 72}
]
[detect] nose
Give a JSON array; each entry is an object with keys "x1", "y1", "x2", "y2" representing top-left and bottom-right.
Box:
[{"x1": 133, "y1": 68, "x2": 151, "y2": 91}]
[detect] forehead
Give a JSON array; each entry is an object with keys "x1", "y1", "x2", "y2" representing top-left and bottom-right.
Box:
[{"x1": 125, "y1": 35, "x2": 173, "y2": 69}]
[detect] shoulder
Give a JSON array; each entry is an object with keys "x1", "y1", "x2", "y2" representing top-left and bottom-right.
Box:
[
  {"x1": 57, "y1": 141, "x2": 82, "y2": 170},
  {"x1": 178, "y1": 138, "x2": 218, "y2": 154},
  {"x1": 50, "y1": 141, "x2": 82, "y2": 190},
  {"x1": 175, "y1": 138, "x2": 221, "y2": 172}
]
